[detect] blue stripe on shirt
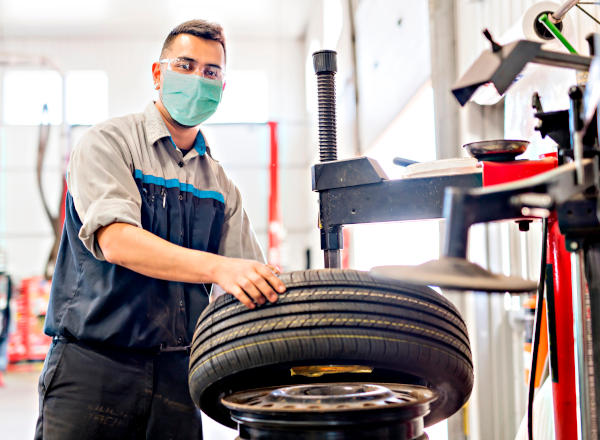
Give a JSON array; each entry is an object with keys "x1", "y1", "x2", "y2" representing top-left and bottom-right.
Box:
[{"x1": 134, "y1": 169, "x2": 225, "y2": 204}]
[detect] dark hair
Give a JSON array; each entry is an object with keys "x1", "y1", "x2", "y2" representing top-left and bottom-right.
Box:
[{"x1": 160, "y1": 19, "x2": 226, "y2": 61}]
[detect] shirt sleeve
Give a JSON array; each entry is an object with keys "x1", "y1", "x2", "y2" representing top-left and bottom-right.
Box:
[
  {"x1": 67, "y1": 126, "x2": 142, "y2": 260},
  {"x1": 217, "y1": 176, "x2": 266, "y2": 263}
]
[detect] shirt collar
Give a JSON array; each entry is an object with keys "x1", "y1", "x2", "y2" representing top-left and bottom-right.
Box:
[
  {"x1": 192, "y1": 130, "x2": 207, "y2": 155},
  {"x1": 144, "y1": 102, "x2": 171, "y2": 145},
  {"x1": 144, "y1": 102, "x2": 207, "y2": 157}
]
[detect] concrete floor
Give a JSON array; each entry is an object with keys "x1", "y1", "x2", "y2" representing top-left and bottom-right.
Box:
[
  {"x1": 0, "y1": 368, "x2": 40, "y2": 439},
  {"x1": 0, "y1": 366, "x2": 237, "y2": 440},
  {"x1": 0, "y1": 368, "x2": 448, "y2": 439}
]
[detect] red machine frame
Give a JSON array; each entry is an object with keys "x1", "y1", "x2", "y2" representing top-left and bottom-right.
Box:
[{"x1": 482, "y1": 156, "x2": 577, "y2": 439}]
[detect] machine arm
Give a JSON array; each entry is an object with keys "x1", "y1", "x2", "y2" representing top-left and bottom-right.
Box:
[{"x1": 443, "y1": 159, "x2": 596, "y2": 259}]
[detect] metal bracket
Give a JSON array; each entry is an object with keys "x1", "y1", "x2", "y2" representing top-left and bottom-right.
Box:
[
  {"x1": 312, "y1": 157, "x2": 388, "y2": 191},
  {"x1": 452, "y1": 39, "x2": 592, "y2": 106}
]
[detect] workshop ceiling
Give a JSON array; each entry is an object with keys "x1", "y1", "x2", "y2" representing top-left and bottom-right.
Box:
[{"x1": 0, "y1": 0, "x2": 316, "y2": 40}]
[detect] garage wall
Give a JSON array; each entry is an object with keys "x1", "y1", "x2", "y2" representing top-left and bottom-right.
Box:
[{"x1": 354, "y1": 0, "x2": 431, "y2": 151}]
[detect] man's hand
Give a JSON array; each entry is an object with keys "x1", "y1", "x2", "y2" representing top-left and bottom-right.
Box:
[{"x1": 212, "y1": 257, "x2": 286, "y2": 309}]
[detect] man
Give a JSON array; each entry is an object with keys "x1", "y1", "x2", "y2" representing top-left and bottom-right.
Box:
[{"x1": 35, "y1": 19, "x2": 285, "y2": 439}]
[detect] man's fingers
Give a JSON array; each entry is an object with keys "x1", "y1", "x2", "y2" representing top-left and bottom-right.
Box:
[
  {"x1": 219, "y1": 260, "x2": 286, "y2": 309},
  {"x1": 257, "y1": 265, "x2": 286, "y2": 294},
  {"x1": 240, "y1": 278, "x2": 266, "y2": 305},
  {"x1": 229, "y1": 286, "x2": 255, "y2": 309},
  {"x1": 252, "y1": 274, "x2": 279, "y2": 303}
]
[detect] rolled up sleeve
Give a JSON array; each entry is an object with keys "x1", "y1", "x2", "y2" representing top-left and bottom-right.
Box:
[{"x1": 68, "y1": 127, "x2": 142, "y2": 260}]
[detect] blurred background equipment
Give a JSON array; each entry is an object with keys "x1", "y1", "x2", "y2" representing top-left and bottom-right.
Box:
[{"x1": 0, "y1": 248, "x2": 12, "y2": 387}]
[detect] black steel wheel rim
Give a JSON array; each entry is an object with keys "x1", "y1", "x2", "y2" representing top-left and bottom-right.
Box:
[{"x1": 222, "y1": 382, "x2": 436, "y2": 440}]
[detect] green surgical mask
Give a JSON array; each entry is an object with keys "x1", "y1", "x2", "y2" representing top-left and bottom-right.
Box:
[{"x1": 161, "y1": 69, "x2": 223, "y2": 126}]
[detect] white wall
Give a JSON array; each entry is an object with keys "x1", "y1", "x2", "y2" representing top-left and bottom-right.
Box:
[{"x1": 354, "y1": 0, "x2": 431, "y2": 150}]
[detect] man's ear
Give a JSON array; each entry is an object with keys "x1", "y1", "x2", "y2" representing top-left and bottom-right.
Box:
[
  {"x1": 222, "y1": 81, "x2": 226, "y2": 92},
  {"x1": 151, "y1": 62, "x2": 162, "y2": 90}
]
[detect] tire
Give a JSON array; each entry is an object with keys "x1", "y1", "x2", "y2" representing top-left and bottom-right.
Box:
[{"x1": 189, "y1": 269, "x2": 473, "y2": 428}]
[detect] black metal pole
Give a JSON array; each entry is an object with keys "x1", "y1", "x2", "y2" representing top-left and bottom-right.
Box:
[
  {"x1": 313, "y1": 50, "x2": 338, "y2": 162},
  {"x1": 313, "y1": 50, "x2": 343, "y2": 268}
]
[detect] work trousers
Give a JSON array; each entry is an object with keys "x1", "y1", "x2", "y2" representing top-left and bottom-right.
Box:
[{"x1": 34, "y1": 338, "x2": 203, "y2": 440}]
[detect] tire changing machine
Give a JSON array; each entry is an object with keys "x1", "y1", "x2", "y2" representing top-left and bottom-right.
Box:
[
  {"x1": 221, "y1": 40, "x2": 599, "y2": 439},
  {"x1": 218, "y1": 50, "x2": 480, "y2": 440}
]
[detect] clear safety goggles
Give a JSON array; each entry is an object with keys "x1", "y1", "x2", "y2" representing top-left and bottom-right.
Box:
[{"x1": 159, "y1": 57, "x2": 224, "y2": 81}]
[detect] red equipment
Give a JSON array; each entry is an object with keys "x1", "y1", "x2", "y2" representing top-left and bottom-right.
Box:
[
  {"x1": 481, "y1": 156, "x2": 577, "y2": 439},
  {"x1": 267, "y1": 121, "x2": 282, "y2": 268},
  {"x1": 7, "y1": 277, "x2": 52, "y2": 363}
]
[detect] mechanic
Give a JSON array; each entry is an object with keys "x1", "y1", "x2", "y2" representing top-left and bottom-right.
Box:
[{"x1": 34, "y1": 19, "x2": 285, "y2": 439}]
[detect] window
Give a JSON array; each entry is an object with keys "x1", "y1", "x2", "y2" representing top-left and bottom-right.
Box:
[
  {"x1": 2, "y1": 70, "x2": 63, "y2": 125},
  {"x1": 2, "y1": 69, "x2": 108, "y2": 125}
]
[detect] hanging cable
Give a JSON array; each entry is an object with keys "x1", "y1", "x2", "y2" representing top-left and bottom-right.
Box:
[
  {"x1": 576, "y1": 4, "x2": 600, "y2": 26},
  {"x1": 528, "y1": 218, "x2": 549, "y2": 440}
]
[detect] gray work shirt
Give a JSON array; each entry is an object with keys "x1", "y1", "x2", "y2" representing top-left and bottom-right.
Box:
[{"x1": 44, "y1": 102, "x2": 264, "y2": 349}]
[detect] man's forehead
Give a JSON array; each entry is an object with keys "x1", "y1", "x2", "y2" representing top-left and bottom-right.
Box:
[{"x1": 166, "y1": 34, "x2": 225, "y2": 62}]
